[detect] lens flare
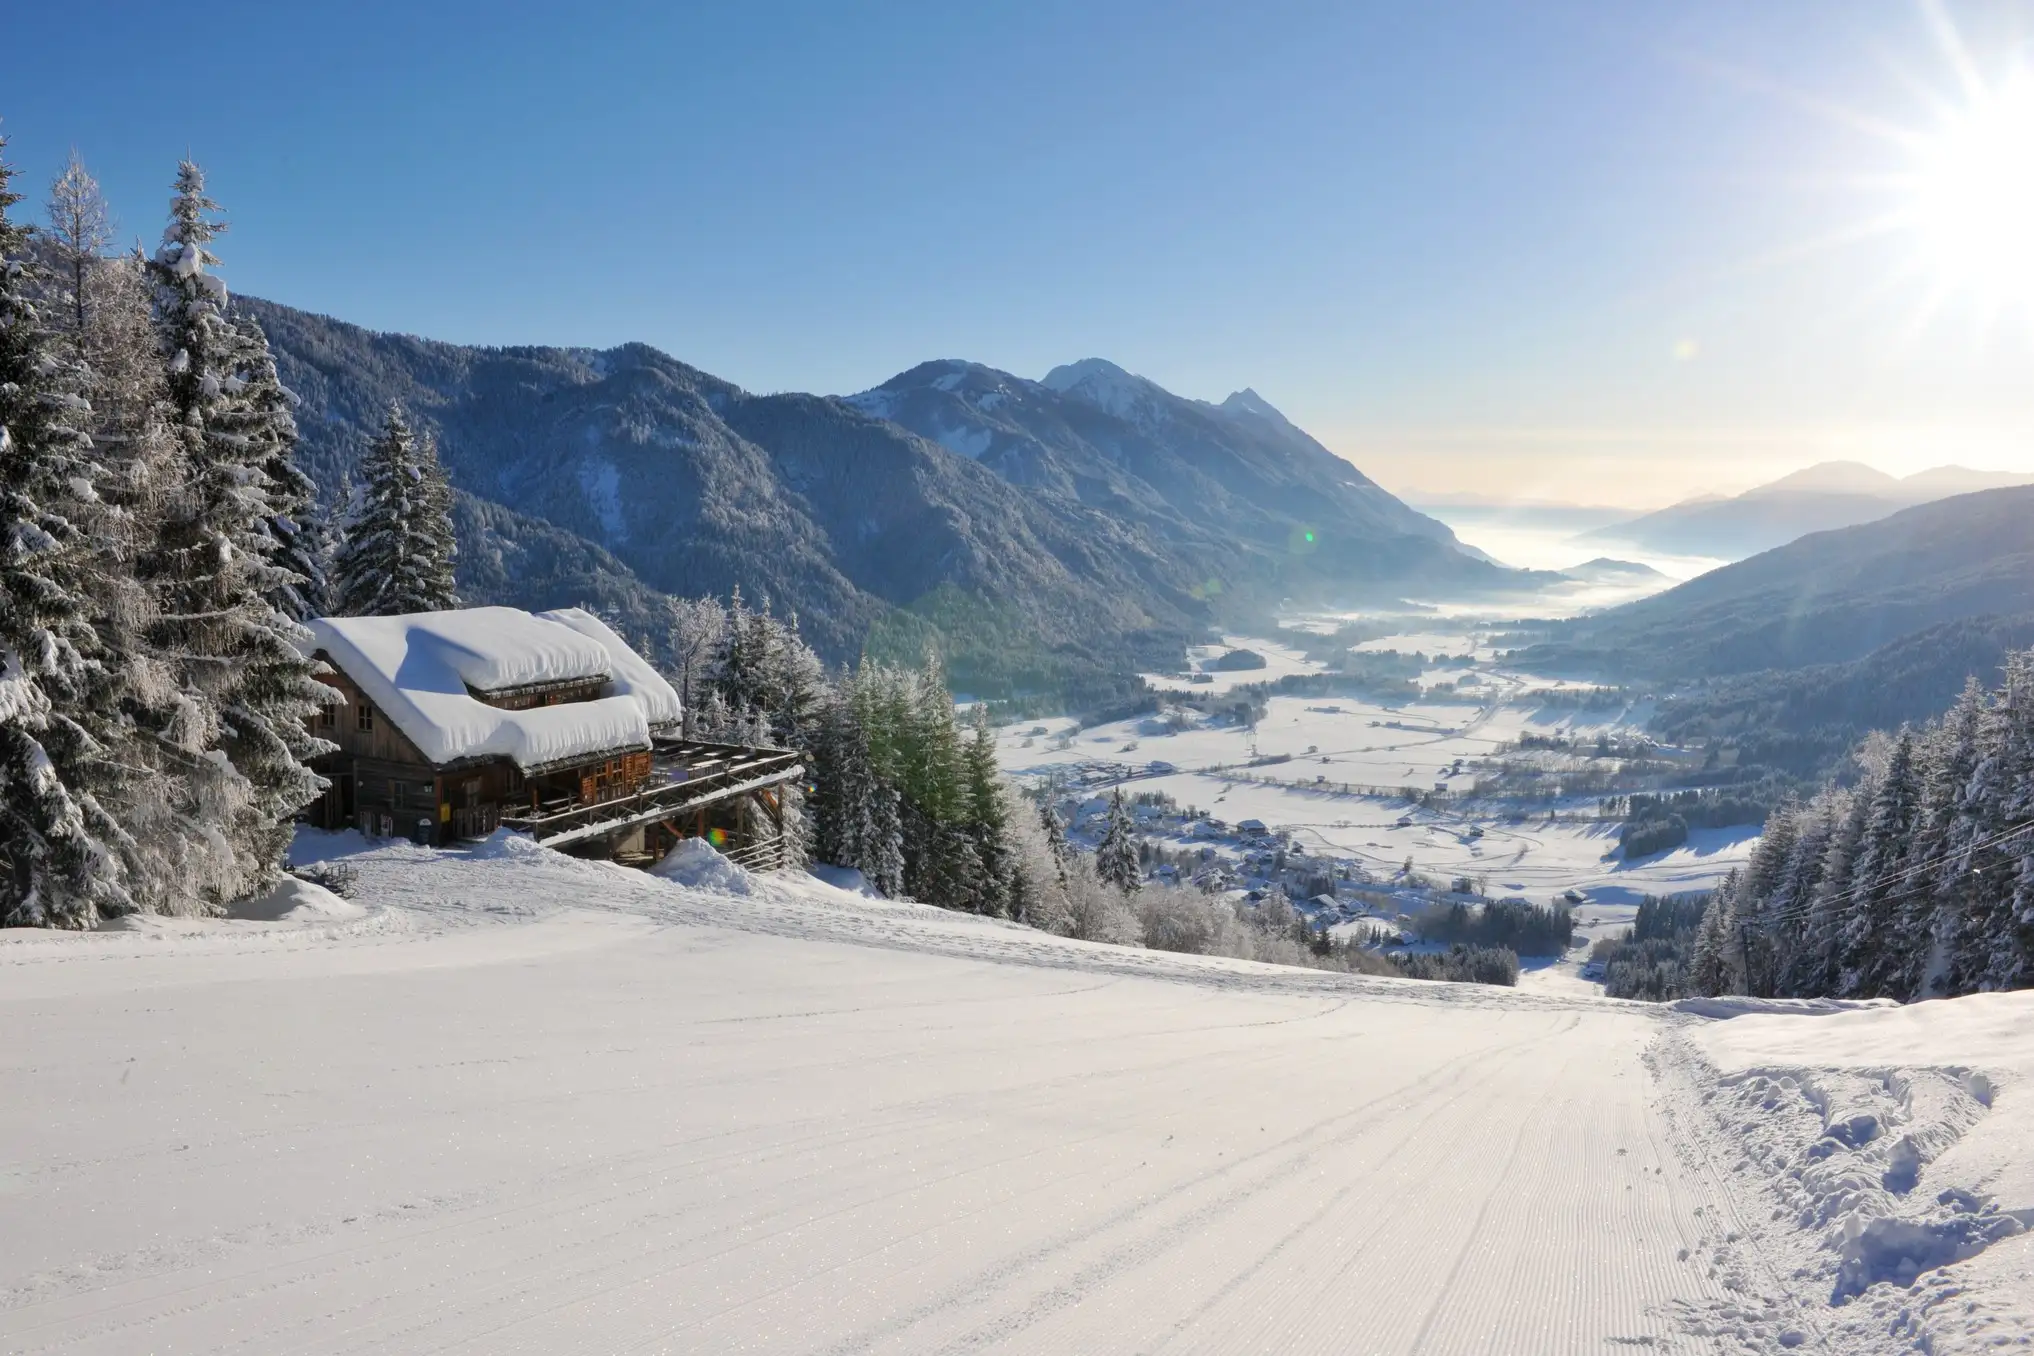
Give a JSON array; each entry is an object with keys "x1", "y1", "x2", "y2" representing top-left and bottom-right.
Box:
[{"x1": 1914, "y1": 72, "x2": 2034, "y2": 300}]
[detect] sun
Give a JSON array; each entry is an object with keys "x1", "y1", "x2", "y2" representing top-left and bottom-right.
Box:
[{"x1": 1911, "y1": 70, "x2": 2034, "y2": 301}]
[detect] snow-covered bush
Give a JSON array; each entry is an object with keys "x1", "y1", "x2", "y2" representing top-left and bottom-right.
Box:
[
  {"x1": 1058, "y1": 854, "x2": 1140, "y2": 945},
  {"x1": 290, "y1": 861, "x2": 359, "y2": 899},
  {"x1": 1136, "y1": 884, "x2": 1244, "y2": 956}
]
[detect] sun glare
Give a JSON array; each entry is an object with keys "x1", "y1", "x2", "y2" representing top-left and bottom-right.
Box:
[{"x1": 1913, "y1": 71, "x2": 2034, "y2": 300}]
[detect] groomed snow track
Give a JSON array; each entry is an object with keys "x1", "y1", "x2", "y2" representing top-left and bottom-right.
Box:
[{"x1": 1, "y1": 837, "x2": 2027, "y2": 1354}]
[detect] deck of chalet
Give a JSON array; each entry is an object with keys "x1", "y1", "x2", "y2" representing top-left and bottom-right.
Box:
[
  {"x1": 501, "y1": 737, "x2": 804, "y2": 868},
  {"x1": 299, "y1": 606, "x2": 804, "y2": 870}
]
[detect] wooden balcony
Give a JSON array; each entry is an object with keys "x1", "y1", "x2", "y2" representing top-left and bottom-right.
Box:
[{"x1": 499, "y1": 738, "x2": 804, "y2": 848}]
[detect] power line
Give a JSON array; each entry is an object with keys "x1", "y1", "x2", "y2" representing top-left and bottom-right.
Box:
[{"x1": 1741, "y1": 813, "x2": 2034, "y2": 932}]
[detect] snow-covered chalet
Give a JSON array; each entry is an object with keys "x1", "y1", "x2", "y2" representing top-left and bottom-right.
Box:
[{"x1": 299, "y1": 606, "x2": 803, "y2": 868}]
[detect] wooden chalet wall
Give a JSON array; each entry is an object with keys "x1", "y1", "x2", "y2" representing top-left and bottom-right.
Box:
[{"x1": 306, "y1": 665, "x2": 522, "y2": 842}]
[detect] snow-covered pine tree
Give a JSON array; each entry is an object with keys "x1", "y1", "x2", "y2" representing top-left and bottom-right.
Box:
[
  {"x1": 809, "y1": 679, "x2": 903, "y2": 894},
  {"x1": 962, "y1": 705, "x2": 1012, "y2": 916},
  {"x1": 1943, "y1": 661, "x2": 2034, "y2": 993},
  {"x1": 234, "y1": 317, "x2": 324, "y2": 620},
  {"x1": 1774, "y1": 788, "x2": 1858, "y2": 996},
  {"x1": 333, "y1": 404, "x2": 457, "y2": 616},
  {"x1": 1687, "y1": 871, "x2": 1741, "y2": 997},
  {"x1": 1095, "y1": 789, "x2": 1142, "y2": 894},
  {"x1": 1887, "y1": 683, "x2": 1984, "y2": 998},
  {"x1": 1981, "y1": 651, "x2": 2034, "y2": 990},
  {"x1": 1732, "y1": 796, "x2": 1798, "y2": 995},
  {"x1": 720, "y1": 594, "x2": 825, "y2": 751},
  {"x1": 145, "y1": 160, "x2": 331, "y2": 904},
  {"x1": 998, "y1": 781, "x2": 1062, "y2": 930},
  {"x1": 34, "y1": 161, "x2": 234, "y2": 916},
  {"x1": 891, "y1": 650, "x2": 978, "y2": 908},
  {"x1": 1838, "y1": 728, "x2": 1923, "y2": 997},
  {"x1": 0, "y1": 138, "x2": 129, "y2": 927},
  {"x1": 843, "y1": 662, "x2": 907, "y2": 896},
  {"x1": 1040, "y1": 794, "x2": 1071, "y2": 887}
]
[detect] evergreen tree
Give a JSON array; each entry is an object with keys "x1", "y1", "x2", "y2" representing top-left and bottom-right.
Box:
[
  {"x1": 1980, "y1": 652, "x2": 2034, "y2": 989},
  {"x1": 144, "y1": 161, "x2": 329, "y2": 903},
  {"x1": 962, "y1": 705, "x2": 1012, "y2": 916},
  {"x1": 1838, "y1": 728, "x2": 1923, "y2": 997},
  {"x1": 1040, "y1": 795, "x2": 1071, "y2": 887},
  {"x1": 810, "y1": 677, "x2": 902, "y2": 895},
  {"x1": 0, "y1": 138, "x2": 128, "y2": 926},
  {"x1": 1776, "y1": 790, "x2": 1855, "y2": 996},
  {"x1": 235, "y1": 317, "x2": 323, "y2": 619},
  {"x1": 1689, "y1": 871, "x2": 1742, "y2": 997},
  {"x1": 1945, "y1": 663, "x2": 2032, "y2": 993},
  {"x1": 1096, "y1": 789, "x2": 1142, "y2": 894},
  {"x1": 1906, "y1": 682, "x2": 1986, "y2": 998},
  {"x1": 999, "y1": 782, "x2": 1057, "y2": 928},
  {"x1": 333, "y1": 404, "x2": 457, "y2": 616},
  {"x1": 710, "y1": 589, "x2": 825, "y2": 750},
  {"x1": 894, "y1": 650, "x2": 975, "y2": 907},
  {"x1": 1734, "y1": 796, "x2": 1798, "y2": 995},
  {"x1": 39, "y1": 162, "x2": 232, "y2": 917}
]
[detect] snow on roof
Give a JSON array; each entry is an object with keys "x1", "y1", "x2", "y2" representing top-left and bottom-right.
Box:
[
  {"x1": 536, "y1": 608, "x2": 683, "y2": 731},
  {"x1": 306, "y1": 606, "x2": 682, "y2": 773}
]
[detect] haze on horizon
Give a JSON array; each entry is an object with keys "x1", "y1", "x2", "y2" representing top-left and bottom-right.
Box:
[{"x1": 6, "y1": 0, "x2": 2031, "y2": 512}]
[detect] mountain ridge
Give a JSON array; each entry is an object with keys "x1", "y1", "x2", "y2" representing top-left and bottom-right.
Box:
[
  {"x1": 244, "y1": 298, "x2": 1518, "y2": 694},
  {"x1": 845, "y1": 356, "x2": 1504, "y2": 598},
  {"x1": 1519, "y1": 485, "x2": 2034, "y2": 680}
]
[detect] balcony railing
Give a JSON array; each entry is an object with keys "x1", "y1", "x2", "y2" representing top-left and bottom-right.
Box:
[{"x1": 499, "y1": 738, "x2": 804, "y2": 848}]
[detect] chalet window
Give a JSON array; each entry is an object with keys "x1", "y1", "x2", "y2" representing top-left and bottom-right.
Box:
[
  {"x1": 389, "y1": 779, "x2": 402, "y2": 808},
  {"x1": 357, "y1": 702, "x2": 374, "y2": 733}
]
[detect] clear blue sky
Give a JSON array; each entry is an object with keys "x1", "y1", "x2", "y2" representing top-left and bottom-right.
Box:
[{"x1": 5, "y1": 0, "x2": 2032, "y2": 505}]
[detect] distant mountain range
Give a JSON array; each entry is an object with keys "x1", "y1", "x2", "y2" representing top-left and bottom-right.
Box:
[
  {"x1": 1580, "y1": 460, "x2": 2034, "y2": 559},
  {"x1": 244, "y1": 299, "x2": 1519, "y2": 695},
  {"x1": 1518, "y1": 484, "x2": 2034, "y2": 681}
]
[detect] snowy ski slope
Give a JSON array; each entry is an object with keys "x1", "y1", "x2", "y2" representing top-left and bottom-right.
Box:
[{"x1": 3, "y1": 836, "x2": 2031, "y2": 1354}]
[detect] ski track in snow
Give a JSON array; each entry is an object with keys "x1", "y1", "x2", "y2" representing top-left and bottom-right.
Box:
[{"x1": 2, "y1": 838, "x2": 2029, "y2": 1354}]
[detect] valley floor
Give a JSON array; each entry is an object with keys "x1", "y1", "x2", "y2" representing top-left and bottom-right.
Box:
[{"x1": 3, "y1": 838, "x2": 2031, "y2": 1354}]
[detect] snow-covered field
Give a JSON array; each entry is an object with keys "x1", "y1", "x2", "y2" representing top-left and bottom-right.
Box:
[
  {"x1": 1001, "y1": 675, "x2": 1746, "y2": 904},
  {"x1": 4, "y1": 836, "x2": 2032, "y2": 1354},
  {"x1": 1141, "y1": 635, "x2": 1327, "y2": 693}
]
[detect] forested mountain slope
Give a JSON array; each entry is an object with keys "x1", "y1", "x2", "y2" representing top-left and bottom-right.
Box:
[
  {"x1": 1519, "y1": 486, "x2": 2034, "y2": 679},
  {"x1": 244, "y1": 299, "x2": 1212, "y2": 687},
  {"x1": 1650, "y1": 611, "x2": 2034, "y2": 776},
  {"x1": 448, "y1": 492, "x2": 681, "y2": 647},
  {"x1": 848, "y1": 357, "x2": 1500, "y2": 592}
]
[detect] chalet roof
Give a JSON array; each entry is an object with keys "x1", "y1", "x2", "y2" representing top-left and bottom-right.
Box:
[{"x1": 306, "y1": 606, "x2": 683, "y2": 772}]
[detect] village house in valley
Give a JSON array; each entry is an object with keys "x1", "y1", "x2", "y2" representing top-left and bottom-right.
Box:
[{"x1": 301, "y1": 606, "x2": 803, "y2": 868}]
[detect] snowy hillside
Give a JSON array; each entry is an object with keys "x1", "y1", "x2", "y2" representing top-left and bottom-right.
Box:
[{"x1": 4, "y1": 835, "x2": 2033, "y2": 1353}]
